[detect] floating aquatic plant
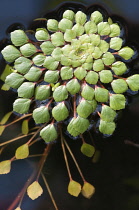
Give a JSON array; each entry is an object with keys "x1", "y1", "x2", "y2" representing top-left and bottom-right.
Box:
[{"x1": 0, "y1": 8, "x2": 139, "y2": 210}]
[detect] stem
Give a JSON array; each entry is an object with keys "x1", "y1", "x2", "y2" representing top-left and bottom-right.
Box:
[
  {"x1": 63, "y1": 139, "x2": 86, "y2": 182},
  {"x1": 80, "y1": 134, "x2": 85, "y2": 144},
  {"x1": 36, "y1": 144, "x2": 52, "y2": 181},
  {"x1": 29, "y1": 137, "x2": 41, "y2": 146},
  {"x1": 41, "y1": 172, "x2": 59, "y2": 210},
  {"x1": 0, "y1": 132, "x2": 35, "y2": 147},
  {"x1": 60, "y1": 128, "x2": 72, "y2": 180},
  {"x1": 73, "y1": 94, "x2": 77, "y2": 118},
  {"x1": 26, "y1": 126, "x2": 43, "y2": 145},
  {"x1": 5, "y1": 114, "x2": 32, "y2": 127}
]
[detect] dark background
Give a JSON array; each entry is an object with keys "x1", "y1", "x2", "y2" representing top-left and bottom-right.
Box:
[{"x1": 1, "y1": 0, "x2": 139, "y2": 210}]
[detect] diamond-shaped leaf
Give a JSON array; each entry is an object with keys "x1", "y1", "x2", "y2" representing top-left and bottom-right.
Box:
[
  {"x1": 44, "y1": 70, "x2": 59, "y2": 83},
  {"x1": 110, "y1": 37, "x2": 122, "y2": 50},
  {"x1": 35, "y1": 85, "x2": 50, "y2": 100},
  {"x1": 66, "y1": 79, "x2": 81, "y2": 94},
  {"x1": 118, "y1": 46, "x2": 134, "y2": 60},
  {"x1": 53, "y1": 85, "x2": 68, "y2": 102},
  {"x1": 14, "y1": 57, "x2": 32, "y2": 74},
  {"x1": 90, "y1": 11, "x2": 103, "y2": 24},
  {"x1": 68, "y1": 180, "x2": 81, "y2": 197},
  {"x1": 97, "y1": 22, "x2": 110, "y2": 36},
  {"x1": 64, "y1": 29, "x2": 76, "y2": 42},
  {"x1": 58, "y1": 18, "x2": 73, "y2": 32},
  {"x1": 11, "y1": 30, "x2": 28, "y2": 46},
  {"x1": 93, "y1": 59, "x2": 104, "y2": 72},
  {"x1": 35, "y1": 28, "x2": 50, "y2": 41},
  {"x1": 60, "y1": 66, "x2": 73, "y2": 80},
  {"x1": 98, "y1": 40, "x2": 109, "y2": 53},
  {"x1": 82, "y1": 182, "x2": 95, "y2": 199},
  {"x1": 111, "y1": 79, "x2": 128, "y2": 93},
  {"x1": 47, "y1": 19, "x2": 58, "y2": 32},
  {"x1": 85, "y1": 71, "x2": 98, "y2": 84},
  {"x1": 99, "y1": 70, "x2": 113, "y2": 83},
  {"x1": 74, "y1": 67, "x2": 87, "y2": 80},
  {"x1": 18, "y1": 82, "x2": 35, "y2": 98},
  {"x1": 1, "y1": 45, "x2": 21, "y2": 62},
  {"x1": 110, "y1": 94, "x2": 126, "y2": 110},
  {"x1": 109, "y1": 23, "x2": 120, "y2": 37},
  {"x1": 5, "y1": 72, "x2": 25, "y2": 89},
  {"x1": 51, "y1": 32, "x2": 65, "y2": 47},
  {"x1": 13, "y1": 98, "x2": 31, "y2": 114},
  {"x1": 40, "y1": 124, "x2": 58, "y2": 142},
  {"x1": 24, "y1": 66, "x2": 42, "y2": 81},
  {"x1": 15, "y1": 144, "x2": 29, "y2": 159},
  {"x1": 99, "y1": 120, "x2": 116, "y2": 135},
  {"x1": 33, "y1": 106, "x2": 50, "y2": 124},
  {"x1": 92, "y1": 47, "x2": 103, "y2": 59},
  {"x1": 81, "y1": 143, "x2": 95, "y2": 157},
  {"x1": 100, "y1": 105, "x2": 116, "y2": 122},
  {"x1": 75, "y1": 11, "x2": 87, "y2": 25},
  {"x1": 90, "y1": 34, "x2": 100, "y2": 46},
  {"x1": 63, "y1": 10, "x2": 75, "y2": 21},
  {"x1": 32, "y1": 54, "x2": 46, "y2": 66},
  {"x1": 81, "y1": 83, "x2": 95, "y2": 100},
  {"x1": 126, "y1": 74, "x2": 139, "y2": 91},
  {"x1": 27, "y1": 181, "x2": 43, "y2": 200},
  {"x1": 40, "y1": 41, "x2": 55, "y2": 55},
  {"x1": 51, "y1": 47, "x2": 63, "y2": 61},
  {"x1": 43, "y1": 56, "x2": 59, "y2": 70},
  {"x1": 52, "y1": 102, "x2": 69, "y2": 121},
  {"x1": 111, "y1": 61, "x2": 127, "y2": 75},
  {"x1": 72, "y1": 23, "x2": 84, "y2": 36},
  {"x1": 102, "y1": 52, "x2": 115, "y2": 65},
  {"x1": 77, "y1": 99, "x2": 95, "y2": 118},
  {"x1": 95, "y1": 87, "x2": 109, "y2": 102},
  {"x1": 84, "y1": 21, "x2": 97, "y2": 34},
  {"x1": 0, "y1": 160, "x2": 11, "y2": 174},
  {"x1": 20, "y1": 43, "x2": 37, "y2": 57}
]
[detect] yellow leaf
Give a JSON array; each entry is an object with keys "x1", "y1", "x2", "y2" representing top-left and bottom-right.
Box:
[
  {"x1": 21, "y1": 119, "x2": 29, "y2": 135},
  {"x1": 15, "y1": 144, "x2": 29, "y2": 159},
  {"x1": 68, "y1": 180, "x2": 81, "y2": 197},
  {"x1": 92, "y1": 150, "x2": 101, "y2": 163},
  {"x1": 14, "y1": 207, "x2": 21, "y2": 210},
  {"x1": 0, "y1": 160, "x2": 11, "y2": 174},
  {"x1": 27, "y1": 181, "x2": 43, "y2": 200},
  {"x1": 1, "y1": 83, "x2": 10, "y2": 91},
  {"x1": 0, "y1": 126, "x2": 5, "y2": 135},
  {"x1": 81, "y1": 182, "x2": 95, "y2": 199},
  {"x1": 0, "y1": 111, "x2": 12, "y2": 125},
  {"x1": 0, "y1": 64, "x2": 12, "y2": 81}
]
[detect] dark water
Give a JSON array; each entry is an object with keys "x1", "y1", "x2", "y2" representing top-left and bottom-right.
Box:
[{"x1": 1, "y1": 1, "x2": 139, "y2": 210}]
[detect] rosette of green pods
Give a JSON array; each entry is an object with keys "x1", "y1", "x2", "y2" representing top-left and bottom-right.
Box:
[{"x1": 1, "y1": 9, "x2": 139, "y2": 142}]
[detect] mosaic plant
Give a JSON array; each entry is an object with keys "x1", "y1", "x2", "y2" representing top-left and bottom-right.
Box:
[{"x1": 0, "y1": 8, "x2": 139, "y2": 210}]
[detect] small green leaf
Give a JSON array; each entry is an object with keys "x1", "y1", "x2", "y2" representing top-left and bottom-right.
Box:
[
  {"x1": 24, "y1": 66, "x2": 42, "y2": 81},
  {"x1": 81, "y1": 83, "x2": 95, "y2": 100},
  {"x1": 35, "y1": 28, "x2": 50, "y2": 41},
  {"x1": 99, "y1": 70, "x2": 113, "y2": 83},
  {"x1": 51, "y1": 47, "x2": 63, "y2": 61},
  {"x1": 110, "y1": 37, "x2": 122, "y2": 50},
  {"x1": 99, "y1": 120, "x2": 116, "y2": 135},
  {"x1": 111, "y1": 61, "x2": 127, "y2": 75},
  {"x1": 40, "y1": 41, "x2": 55, "y2": 55},
  {"x1": 61, "y1": 55, "x2": 72, "y2": 66},
  {"x1": 92, "y1": 47, "x2": 103, "y2": 59},
  {"x1": 109, "y1": 23, "x2": 120, "y2": 37},
  {"x1": 13, "y1": 98, "x2": 31, "y2": 114},
  {"x1": 51, "y1": 32, "x2": 65, "y2": 47},
  {"x1": 53, "y1": 85, "x2": 68, "y2": 102},
  {"x1": 0, "y1": 64, "x2": 13, "y2": 81},
  {"x1": 32, "y1": 54, "x2": 46, "y2": 66},
  {"x1": 47, "y1": 19, "x2": 58, "y2": 32},
  {"x1": 72, "y1": 24, "x2": 84, "y2": 36},
  {"x1": 40, "y1": 124, "x2": 58, "y2": 142},
  {"x1": 63, "y1": 10, "x2": 75, "y2": 21},
  {"x1": 0, "y1": 126, "x2": 5, "y2": 135},
  {"x1": 60, "y1": 66, "x2": 73, "y2": 80},
  {"x1": 18, "y1": 82, "x2": 35, "y2": 98},
  {"x1": 102, "y1": 52, "x2": 115, "y2": 65},
  {"x1": 82, "y1": 182, "x2": 95, "y2": 199},
  {"x1": 100, "y1": 105, "x2": 116, "y2": 122},
  {"x1": 75, "y1": 11, "x2": 87, "y2": 25},
  {"x1": 0, "y1": 111, "x2": 12, "y2": 125},
  {"x1": 11, "y1": 30, "x2": 28, "y2": 46},
  {"x1": 126, "y1": 75, "x2": 139, "y2": 91},
  {"x1": 110, "y1": 94, "x2": 126, "y2": 110},
  {"x1": 66, "y1": 79, "x2": 81, "y2": 94},
  {"x1": 85, "y1": 71, "x2": 98, "y2": 84},
  {"x1": 44, "y1": 70, "x2": 59, "y2": 83},
  {"x1": 93, "y1": 59, "x2": 104, "y2": 72},
  {"x1": 22, "y1": 119, "x2": 29, "y2": 135},
  {"x1": 95, "y1": 87, "x2": 109, "y2": 102},
  {"x1": 0, "y1": 160, "x2": 11, "y2": 174},
  {"x1": 52, "y1": 102, "x2": 69, "y2": 121},
  {"x1": 77, "y1": 99, "x2": 95, "y2": 118},
  {"x1": 97, "y1": 22, "x2": 110, "y2": 36},
  {"x1": 20, "y1": 43, "x2": 37, "y2": 57},
  {"x1": 68, "y1": 180, "x2": 81, "y2": 197},
  {"x1": 111, "y1": 79, "x2": 128, "y2": 93},
  {"x1": 81, "y1": 143, "x2": 95, "y2": 157},
  {"x1": 90, "y1": 34, "x2": 100, "y2": 46},
  {"x1": 84, "y1": 21, "x2": 97, "y2": 34},
  {"x1": 1, "y1": 83, "x2": 10, "y2": 91},
  {"x1": 5, "y1": 72, "x2": 25, "y2": 89},
  {"x1": 118, "y1": 46, "x2": 134, "y2": 60},
  {"x1": 67, "y1": 116, "x2": 89, "y2": 137},
  {"x1": 14, "y1": 57, "x2": 32, "y2": 74},
  {"x1": 33, "y1": 106, "x2": 50, "y2": 124},
  {"x1": 64, "y1": 29, "x2": 76, "y2": 42},
  {"x1": 58, "y1": 18, "x2": 73, "y2": 32},
  {"x1": 27, "y1": 181, "x2": 43, "y2": 200},
  {"x1": 43, "y1": 56, "x2": 59, "y2": 70},
  {"x1": 90, "y1": 11, "x2": 103, "y2": 24},
  {"x1": 15, "y1": 144, "x2": 29, "y2": 159},
  {"x1": 35, "y1": 85, "x2": 50, "y2": 100},
  {"x1": 74, "y1": 67, "x2": 87, "y2": 80},
  {"x1": 1, "y1": 45, "x2": 21, "y2": 62},
  {"x1": 98, "y1": 40, "x2": 109, "y2": 53}
]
